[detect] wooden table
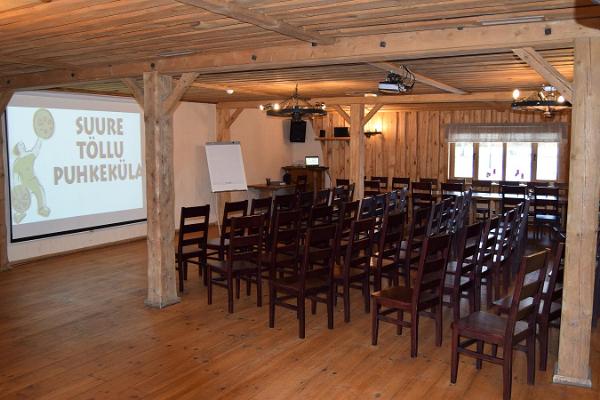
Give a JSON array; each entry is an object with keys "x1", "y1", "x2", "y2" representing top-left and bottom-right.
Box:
[{"x1": 248, "y1": 183, "x2": 296, "y2": 198}]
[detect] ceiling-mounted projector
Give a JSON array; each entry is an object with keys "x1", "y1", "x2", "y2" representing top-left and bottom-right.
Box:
[{"x1": 378, "y1": 67, "x2": 415, "y2": 95}]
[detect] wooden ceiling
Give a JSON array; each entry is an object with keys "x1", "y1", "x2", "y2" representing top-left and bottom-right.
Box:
[{"x1": 0, "y1": 0, "x2": 597, "y2": 104}]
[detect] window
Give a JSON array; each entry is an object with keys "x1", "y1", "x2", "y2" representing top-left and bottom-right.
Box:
[
  {"x1": 453, "y1": 142, "x2": 473, "y2": 178},
  {"x1": 505, "y1": 143, "x2": 532, "y2": 181},
  {"x1": 477, "y1": 142, "x2": 503, "y2": 181},
  {"x1": 536, "y1": 142, "x2": 559, "y2": 181}
]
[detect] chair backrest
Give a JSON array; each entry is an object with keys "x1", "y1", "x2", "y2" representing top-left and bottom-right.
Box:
[
  {"x1": 412, "y1": 233, "x2": 452, "y2": 305},
  {"x1": 376, "y1": 210, "x2": 406, "y2": 270},
  {"x1": 364, "y1": 179, "x2": 381, "y2": 196},
  {"x1": 336, "y1": 178, "x2": 350, "y2": 187},
  {"x1": 441, "y1": 182, "x2": 464, "y2": 197},
  {"x1": 228, "y1": 214, "x2": 265, "y2": 264},
  {"x1": 178, "y1": 205, "x2": 210, "y2": 252},
  {"x1": 420, "y1": 177, "x2": 438, "y2": 189},
  {"x1": 540, "y1": 241, "x2": 565, "y2": 316},
  {"x1": 274, "y1": 193, "x2": 298, "y2": 211},
  {"x1": 447, "y1": 178, "x2": 466, "y2": 185},
  {"x1": 392, "y1": 177, "x2": 410, "y2": 190},
  {"x1": 371, "y1": 176, "x2": 389, "y2": 191},
  {"x1": 505, "y1": 249, "x2": 549, "y2": 340},
  {"x1": 359, "y1": 196, "x2": 376, "y2": 219},
  {"x1": 412, "y1": 181, "x2": 434, "y2": 208},
  {"x1": 343, "y1": 217, "x2": 376, "y2": 277},
  {"x1": 295, "y1": 175, "x2": 308, "y2": 192},
  {"x1": 315, "y1": 188, "x2": 331, "y2": 206},
  {"x1": 347, "y1": 183, "x2": 356, "y2": 200},
  {"x1": 221, "y1": 200, "x2": 249, "y2": 240},
  {"x1": 471, "y1": 180, "x2": 492, "y2": 193},
  {"x1": 449, "y1": 222, "x2": 485, "y2": 300},
  {"x1": 403, "y1": 206, "x2": 432, "y2": 270},
  {"x1": 478, "y1": 216, "x2": 500, "y2": 269},
  {"x1": 333, "y1": 185, "x2": 350, "y2": 203},
  {"x1": 250, "y1": 197, "x2": 273, "y2": 245},
  {"x1": 534, "y1": 186, "x2": 560, "y2": 215},
  {"x1": 337, "y1": 200, "x2": 360, "y2": 239},
  {"x1": 308, "y1": 204, "x2": 333, "y2": 228},
  {"x1": 269, "y1": 209, "x2": 302, "y2": 278},
  {"x1": 300, "y1": 224, "x2": 338, "y2": 282},
  {"x1": 373, "y1": 193, "x2": 387, "y2": 229},
  {"x1": 501, "y1": 184, "x2": 528, "y2": 212}
]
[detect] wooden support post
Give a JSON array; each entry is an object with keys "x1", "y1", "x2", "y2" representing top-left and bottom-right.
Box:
[
  {"x1": 143, "y1": 72, "x2": 179, "y2": 308},
  {"x1": 553, "y1": 37, "x2": 600, "y2": 388},
  {"x1": 215, "y1": 106, "x2": 233, "y2": 221},
  {"x1": 0, "y1": 90, "x2": 14, "y2": 272},
  {"x1": 349, "y1": 104, "x2": 365, "y2": 200}
]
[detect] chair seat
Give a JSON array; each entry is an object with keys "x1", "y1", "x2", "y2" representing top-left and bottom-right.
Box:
[
  {"x1": 271, "y1": 270, "x2": 329, "y2": 292},
  {"x1": 372, "y1": 286, "x2": 438, "y2": 309},
  {"x1": 452, "y1": 311, "x2": 528, "y2": 344},
  {"x1": 208, "y1": 259, "x2": 260, "y2": 273},
  {"x1": 176, "y1": 246, "x2": 205, "y2": 260},
  {"x1": 333, "y1": 264, "x2": 367, "y2": 280}
]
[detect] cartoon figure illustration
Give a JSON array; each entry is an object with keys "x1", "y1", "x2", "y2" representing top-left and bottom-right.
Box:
[{"x1": 11, "y1": 108, "x2": 54, "y2": 224}]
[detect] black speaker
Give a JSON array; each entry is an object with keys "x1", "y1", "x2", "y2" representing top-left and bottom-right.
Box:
[
  {"x1": 334, "y1": 126, "x2": 350, "y2": 137},
  {"x1": 289, "y1": 120, "x2": 306, "y2": 142}
]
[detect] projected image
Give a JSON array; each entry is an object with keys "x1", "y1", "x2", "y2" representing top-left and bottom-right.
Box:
[{"x1": 6, "y1": 92, "x2": 145, "y2": 241}]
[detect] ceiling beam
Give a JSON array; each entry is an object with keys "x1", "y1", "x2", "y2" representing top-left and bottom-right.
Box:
[
  {"x1": 175, "y1": 0, "x2": 334, "y2": 45},
  {"x1": 369, "y1": 62, "x2": 467, "y2": 94},
  {"x1": 1, "y1": 19, "x2": 598, "y2": 91},
  {"x1": 512, "y1": 46, "x2": 573, "y2": 102},
  {"x1": 218, "y1": 90, "x2": 530, "y2": 108},
  {"x1": 121, "y1": 78, "x2": 144, "y2": 107},
  {"x1": 362, "y1": 105, "x2": 383, "y2": 126},
  {"x1": 162, "y1": 72, "x2": 199, "y2": 114},
  {"x1": 332, "y1": 105, "x2": 351, "y2": 124},
  {"x1": 225, "y1": 108, "x2": 244, "y2": 129}
]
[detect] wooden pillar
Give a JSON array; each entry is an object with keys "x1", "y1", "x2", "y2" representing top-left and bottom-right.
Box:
[
  {"x1": 0, "y1": 91, "x2": 14, "y2": 272},
  {"x1": 143, "y1": 72, "x2": 179, "y2": 308},
  {"x1": 349, "y1": 104, "x2": 365, "y2": 199},
  {"x1": 215, "y1": 106, "x2": 234, "y2": 220},
  {"x1": 553, "y1": 37, "x2": 600, "y2": 388}
]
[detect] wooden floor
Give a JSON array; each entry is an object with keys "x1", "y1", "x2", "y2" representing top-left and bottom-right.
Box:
[{"x1": 0, "y1": 240, "x2": 598, "y2": 400}]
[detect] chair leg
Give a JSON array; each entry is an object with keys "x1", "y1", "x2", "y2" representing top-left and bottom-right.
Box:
[
  {"x1": 178, "y1": 259, "x2": 184, "y2": 293},
  {"x1": 450, "y1": 328, "x2": 459, "y2": 383},
  {"x1": 410, "y1": 313, "x2": 419, "y2": 357},
  {"x1": 539, "y1": 321, "x2": 549, "y2": 371},
  {"x1": 256, "y1": 271, "x2": 262, "y2": 307},
  {"x1": 502, "y1": 349, "x2": 513, "y2": 400},
  {"x1": 476, "y1": 341, "x2": 483, "y2": 369},
  {"x1": 527, "y1": 333, "x2": 536, "y2": 385},
  {"x1": 269, "y1": 284, "x2": 275, "y2": 328},
  {"x1": 343, "y1": 284, "x2": 351, "y2": 323},
  {"x1": 207, "y1": 266, "x2": 213, "y2": 304},
  {"x1": 363, "y1": 274, "x2": 370, "y2": 314},
  {"x1": 311, "y1": 298, "x2": 317, "y2": 315},
  {"x1": 183, "y1": 261, "x2": 188, "y2": 280},
  {"x1": 235, "y1": 278, "x2": 240, "y2": 299},
  {"x1": 299, "y1": 294, "x2": 306, "y2": 339},
  {"x1": 397, "y1": 310, "x2": 403, "y2": 335},
  {"x1": 246, "y1": 277, "x2": 251, "y2": 296},
  {"x1": 227, "y1": 274, "x2": 234, "y2": 314},
  {"x1": 327, "y1": 288, "x2": 334, "y2": 330},
  {"x1": 435, "y1": 305, "x2": 443, "y2": 347},
  {"x1": 371, "y1": 299, "x2": 380, "y2": 345}
]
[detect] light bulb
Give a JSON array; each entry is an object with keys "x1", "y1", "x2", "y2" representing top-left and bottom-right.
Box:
[
  {"x1": 557, "y1": 95, "x2": 565, "y2": 103},
  {"x1": 512, "y1": 89, "x2": 520, "y2": 100},
  {"x1": 273, "y1": 103, "x2": 280, "y2": 111},
  {"x1": 226, "y1": 89, "x2": 234, "y2": 95},
  {"x1": 259, "y1": 104, "x2": 264, "y2": 111}
]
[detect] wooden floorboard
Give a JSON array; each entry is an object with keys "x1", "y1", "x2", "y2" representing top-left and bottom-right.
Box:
[{"x1": 0, "y1": 239, "x2": 598, "y2": 400}]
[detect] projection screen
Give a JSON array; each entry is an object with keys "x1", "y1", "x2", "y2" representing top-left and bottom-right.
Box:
[{"x1": 4, "y1": 91, "x2": 146, "y2": 242}]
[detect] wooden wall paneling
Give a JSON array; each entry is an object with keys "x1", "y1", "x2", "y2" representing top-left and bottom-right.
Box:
[
  {"x1": 429, "y1": 111, "x2": 441, "y2": 183},
  {"x1": 440, "y1": 111, "x2": 452, "y2": 181},
  {"x1": 143, "y1": 71, "x2": 179, "y2": 308},
  {"x1": 406, "y1": 111, "x2": 418, "y2": 181},
  {"x1": 554, "y1": 36, "x2": 600, "y2": 388}
]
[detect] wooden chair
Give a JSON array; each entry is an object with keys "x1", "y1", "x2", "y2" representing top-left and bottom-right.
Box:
[
  {"x1": 392, "y1": 177, "x2": 410, "y2": 191},
  {"x1": 207, "y1": 214, "x2": 265, "y2": 313},
  {"x1": 447, "y1": 178, "x2": 466, "y2": 185},
  {"x1": 315, "y1": 188, "x2": 331, "y2": 206},
  {"x1": 269, "y1": 223, "x2": 338, "y2": 338},
  {"x1": 500, "y1": 184, "x2": 527, "y2": 215},
  {"x1": 443, "y1": 222, "x2": 485, "y2": 322},
  {"x1": 492, "y1": 241, "x2": 564, "y2": 371},
  {"x1": 372, "y1": 210, "x2": 408, "y2": 292},
  {"x1": 420, "y1": 177, "x2": 438, "y2": 191},
  {"x1": 364, "y1": 179, "x2": 381, "y2": 196},
  {"x1": 273, "y1": 193, "x2": 298, "y2": 212},
  {"x1": 471, "y1": 180, "x2": 493, "y2": 220},
  {"x1": 451, "y1": 249, "x2": 549, "y2": 400},
  {"x1": 206, "y1": 200, "x2": 248, "y2": 260},
  {"x1": 265, "y1": 209, "x2": 302, "y2": 280},
  {"x1": 372, "y1": 233, "x2": 452, "y2": 357},
  {"x1": 441, "y1": 182, "x2": 464, "y2": 200},
  {"x1": 477, "y1": 216, "x2": 500, "y2": 307},
  {"x1": 532, "y1": 186, "x2": 560, "y2": 239},
  {"x1": 250, "y1": 197, "x2": 272, "y2": 247},
  {"x1": 308, "y1": 204, "x2": 333, "y2": 228},
  {"x1": 335, "y1": 200, "x2": 360, "y2": 261},
  {"x1": 371, "y1": 176, "x2": 389, "y2": 192},
  {"x1": 359, "y1": 196, "x2": 376, "y2": 219},
  {"x1": 386, "y1": 188, "x2": 408, "y2": 214},
  {"x1": 335, "y1": 178, "x2": 350, "y2": 187},
  {"x1": 176, "y1": 205, "x2": 210, "y2": 293},
  {"x1": 295, "y1": 174, "x2": 308, "y2": 192},
  {"x1": 335, "y1": 217, "x2": 375, "y2": 322},
  {"x1": 411, "y1": 181, "x2": 433, "y2": 210},
  {"x1": 402, "y1": 205, "x2": 432, "y2": 275}
]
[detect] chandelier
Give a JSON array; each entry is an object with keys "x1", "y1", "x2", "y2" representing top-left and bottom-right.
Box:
[
  {"x1": 259, "y1": 84, "x2": 326, "y2": 121},
  {"x1": 511, "y1": 85, "x2": 571, "y2": 118}
]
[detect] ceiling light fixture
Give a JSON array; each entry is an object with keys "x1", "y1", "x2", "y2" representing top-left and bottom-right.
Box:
[
  {"x1": 259, "y1": 84, "x2": 326, "y2": 121},
  {"x1": 364, "y1": 93, "x2": 378, "y2": 97},
  {"x1": 226, "y1": 89, "x2": 234, "y2": 95},
  {"x1": 479, "y1": 16, "x2": 545, "y2": 26},
  {"x1": 511, "y1": 85, "x2": 571, "y2": 118},
  {"x1": 378, "y1": 66, "x2": 415, "y2": 95},
  {"x1": 158, "y1": 50, "x2": 194, "y2": 57}
]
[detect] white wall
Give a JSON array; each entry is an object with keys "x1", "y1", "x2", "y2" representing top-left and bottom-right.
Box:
[
  {"x1": 5, "y1": 102, "x2": 324, "y2": 262},
  {"x1": 6, "y1": 101, "x2": 216, "y2": 262}
]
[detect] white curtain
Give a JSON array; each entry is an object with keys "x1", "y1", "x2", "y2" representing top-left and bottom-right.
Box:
[{"x1": 445, "y1": 123, "x2": 567, "y2": 143}]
